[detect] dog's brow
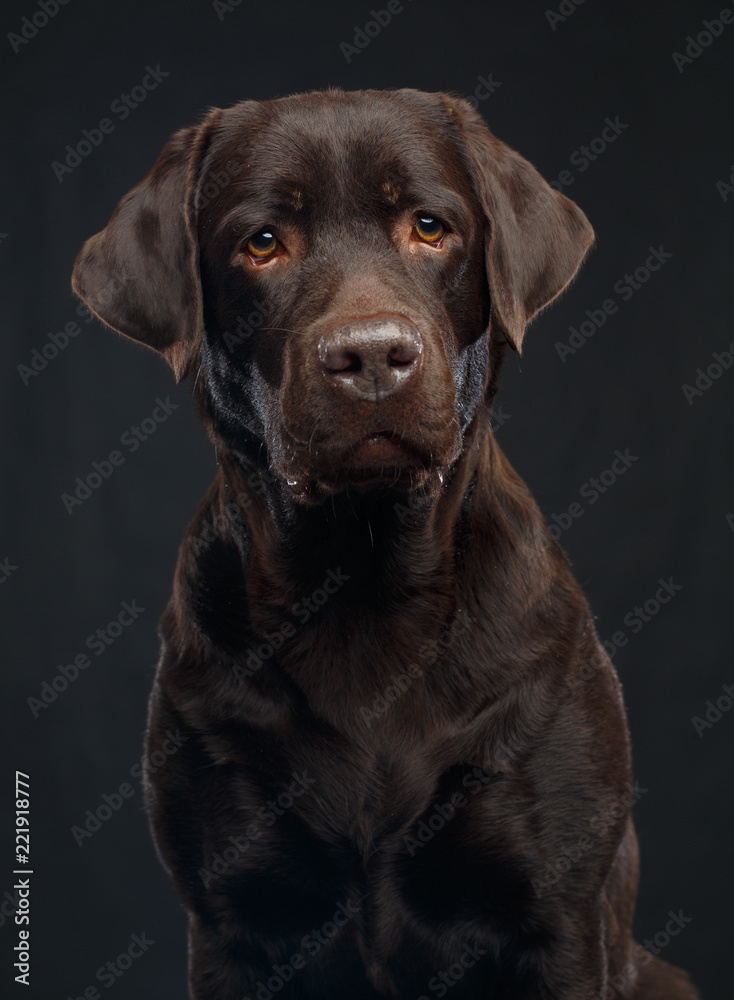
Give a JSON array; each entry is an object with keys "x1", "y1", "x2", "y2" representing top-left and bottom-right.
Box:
[
  {"x1": 214, "y1": 202, "x2": 293, "y2": 238},
  {"x1": 213, "y1": 185, "x2": 472, "y2": 239},
  {"x1": 404, "y1": 186, "x2": 472, "y2": 230}
]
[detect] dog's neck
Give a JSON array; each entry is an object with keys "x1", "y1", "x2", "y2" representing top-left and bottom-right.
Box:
[
  {"x1": 212, "y1": 410, "x2": 488, "y2": 588},
  {"x1": 168, "y1": 402, "x2": 589, "y2": 738},
  {"x1": 182, "y1": 402, "x2": 566, "y2": 636}
]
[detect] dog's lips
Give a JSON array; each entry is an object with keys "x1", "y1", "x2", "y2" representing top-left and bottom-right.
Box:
[
  {"x1": 281, "y1": 425, "x2": 434, "y2": 499},
  {"x1": 279, "y1": 415, "x2": 462, "y2": 501},
  {"x1": 331, "y1": 432, "x2": 424, "y2": 490},
  {"x1": 344, "y1": 428, "x2": 416, "y2": 467}
]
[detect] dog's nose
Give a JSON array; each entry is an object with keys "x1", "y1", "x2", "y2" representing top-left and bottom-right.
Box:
[{"x1": 318, "y1": 317, "x2": 423, "y2": 401}]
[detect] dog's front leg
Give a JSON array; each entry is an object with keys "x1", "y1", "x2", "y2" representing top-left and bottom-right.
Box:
[{"x1": 496, "y1": 917, "x2": 609, "y2": 1000}]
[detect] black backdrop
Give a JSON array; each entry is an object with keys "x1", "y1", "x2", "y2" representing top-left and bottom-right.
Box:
[{"x1": 1, "y1": 1, "x2": 732, "y2": 997}]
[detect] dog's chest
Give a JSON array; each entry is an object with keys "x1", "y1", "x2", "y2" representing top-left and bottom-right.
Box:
[
  {"x1": 236, "y1": 602, "x2": 513, "y2": 842},
  {"x1": 274, "y1": 599, "x2": 482, "y2": 722},
  {"x1": 197, "y1": 569, "x2": 538, "y2": 952},
  {"x1": 206, "y1": 718, "x2": 530, "y2": 979}
]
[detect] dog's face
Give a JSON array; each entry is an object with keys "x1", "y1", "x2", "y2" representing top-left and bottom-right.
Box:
[
  {"x1": 196, "y1": 92, "x2": 489, "y2": 499},
  {"x1": 72, "y1": 88, "x2": 594, "y2": 502}
]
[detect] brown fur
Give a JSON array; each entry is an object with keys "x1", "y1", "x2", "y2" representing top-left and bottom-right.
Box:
[{"x1": 72, "y1": 88, "x2": 698, "y2": 1000}]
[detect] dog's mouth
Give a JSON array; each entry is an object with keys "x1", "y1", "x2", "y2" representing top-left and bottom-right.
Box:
[
  {"x1": 279, "y1": 423, "x2": 452, "y2": 502},
  {"x1": 345, "y1": 427, "x2": 416, "y2": 464},
  {"x1": 324, "y1": 426, "x2": 429, "y2": 488},
  {"x1": 332, "y1": 428, "x2": 429, "y2": 491}
]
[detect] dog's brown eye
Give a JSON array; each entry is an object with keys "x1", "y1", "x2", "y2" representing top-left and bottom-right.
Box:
[
  {"x1": 246, "y1": 230, "x2": 279, "y2": 260},
  {"x1": 413, "y1": 216, "x2": 445, "y2": 245}
]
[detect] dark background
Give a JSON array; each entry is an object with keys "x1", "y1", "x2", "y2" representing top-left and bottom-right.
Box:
[{"x1": 1, "y1": 0, "x2": 732, "y2": 997}]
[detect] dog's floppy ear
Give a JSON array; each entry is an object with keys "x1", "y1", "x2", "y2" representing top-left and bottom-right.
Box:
[
  {"x1": 72, "y1": 112, "x2": 220, "y2": 381},
  {"x1": 443, "y1": 96, "x2": 595, "y2": 352}
]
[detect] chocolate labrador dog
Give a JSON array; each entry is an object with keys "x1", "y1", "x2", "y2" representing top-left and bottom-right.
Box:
[{"x1": 72, "y1": 89, "x2": 698, "y2": 999}]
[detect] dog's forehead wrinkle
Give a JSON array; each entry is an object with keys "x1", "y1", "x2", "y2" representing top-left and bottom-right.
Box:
[
  {"x1": 205, "y1": 132, "x2": 473, "y2": 249},
  {"x1": 230, "y1": 100, "x2": 464, "y2": 213}
]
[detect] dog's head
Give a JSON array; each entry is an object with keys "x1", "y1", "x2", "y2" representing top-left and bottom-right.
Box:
[{"x1": 72, "y1": 88, "x2": 593, "y2": 502}]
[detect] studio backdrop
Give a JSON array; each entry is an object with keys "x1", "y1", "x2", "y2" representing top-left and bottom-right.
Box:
[{"x1": 1, "y1": 1, "x2": 732, "y2": 997}]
